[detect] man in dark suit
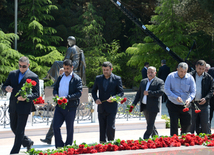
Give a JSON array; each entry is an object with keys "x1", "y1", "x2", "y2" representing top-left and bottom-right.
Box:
[
  {"x1": 141, "y1": 62, "x2": 149, "y2": 79},
  {"x1": 158, "y1": 60, "x2": 170, "y2": 82},
  {"x1": 189, "y1": 60, "x2": 213, "y2": 134},
  {"x1": 2, "y1": 56, "x2": 39, "y2": 154},
  {"x1": 132, "y1": 66, "x2": 164, "y2": 139},
  {"x1": 208, "y1": 66, "x2": 214, "y2": 125},
  {"x1": 158, "y1": 59, "x2": 170, "y2": 102},
  {"x1": 92, "y1": 61, "x2": 124, "y2": 143},
  {"x1": 53, "y1": 59, "x2": 82, "y2": 148}
]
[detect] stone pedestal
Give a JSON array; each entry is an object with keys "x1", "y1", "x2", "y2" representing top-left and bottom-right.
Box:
[
  {"x1": 44, "y1": 86, "x2": 54, "y2": 104},
  {"x1": 80, "y1": 86, "x2": 88, "y2": 103},
  {"x1": 44, "y1": 86, "x2": 88, "y2": 104}
]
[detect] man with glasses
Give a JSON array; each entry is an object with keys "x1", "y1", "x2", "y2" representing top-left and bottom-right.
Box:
[{"x1": 2, "y1": 56, "x2": 39, "y2": 154}]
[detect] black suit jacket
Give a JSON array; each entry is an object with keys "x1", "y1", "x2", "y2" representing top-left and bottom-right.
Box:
[
  {"x1": 141, "y1": 67, "x2": 147, "y2": 79},
  {"x1": 53, "y1": 73, "x2": 82, "y2": 111},
  {"x1": 2, "y1": 69, "x2": 39, "y2": 114},
  {"x1": 189, "y1": 70, "x2": 213, "y2": 108},
  {"x1": 92, "y1": 73, "x2": 124, "y2": 114},
  {"x1": 132, "y1": 77, "x2": 164, "y2": 113},
  {"x1": 158, "y1": 65, "x2": 170, "y2": 82},
  {"x1": 208, "y1": 67, "x2": 214, "y2": 78}
]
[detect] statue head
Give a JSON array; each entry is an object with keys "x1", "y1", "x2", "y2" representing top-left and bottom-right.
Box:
[{"x1": 67, "y1": 36, "x2": 76, "y2": 46}]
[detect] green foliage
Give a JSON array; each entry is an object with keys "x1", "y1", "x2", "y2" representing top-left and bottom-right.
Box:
[
  {"x1": 0, "y1": 30, "x2": 22, "y2": 83},
  {"x1": 126, "y1": 0, "x2": 194, "y2": 81},
  {"x1": 16, "y1": 0, "x2": 63, "y2": 56}
]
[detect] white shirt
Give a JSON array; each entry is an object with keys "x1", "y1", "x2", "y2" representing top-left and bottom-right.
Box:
[
  {"x1": 195, "y1": 72, "x2": 203, "y2": 101},
  {"x1": 142, "y1": 78, "x2": 154, "y2": 104},
  {"x1": 59, "y1": 72, "x2": 73, "y2": 97}
]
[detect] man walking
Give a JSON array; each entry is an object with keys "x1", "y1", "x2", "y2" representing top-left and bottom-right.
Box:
[
  {"x1": 132, "y1": 66, "x2": 164, "y2": 139},
  {"x1": 141, "y1": 62, "x2": 149, "y2": 79},
  {"x1": 189, "y1": 60, "x2": 213, "y2": 134},
  {"x1": 158, "y1": 59, "x2": 170, "y2": 103},
  {"x1": 165, "y1": 62, "x2": 196, "y2": 136},
  {"x1": 92, "y1": 61, "x2": 124, "y2": 143},
  {"x1": 2, "y1": 56, "x2": 39, "y2": 154},
  {"x1": 53, "y1": 59, "x2": 82, "y2": 148}
]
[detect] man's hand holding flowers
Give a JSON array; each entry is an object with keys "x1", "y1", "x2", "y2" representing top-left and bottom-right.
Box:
[
  {"x1": 53, "y1": 95, "x2": 68, "y2": 109},
  {"x1": 100, "y1": 95, "x2": 127, "y2": 104},
  {"x1": 15, "y1": 78, "x2": 37, "y2": 103}
]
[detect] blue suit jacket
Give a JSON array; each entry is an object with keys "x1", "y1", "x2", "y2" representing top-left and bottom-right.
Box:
[
  {"x1": 2, "y1": 69, "x2": 39, "y2": 114},
  {"x1": 92, "y1": 73, "x2": 124, "y2": 114},
  {"x1": 53, "y1": 73, "x2": 82, "y2": 111}
]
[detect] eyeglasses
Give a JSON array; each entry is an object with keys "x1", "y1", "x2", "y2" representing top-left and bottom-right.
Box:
[{"x1": 18, "y1": 64, "x2": 28, "y2": 68}]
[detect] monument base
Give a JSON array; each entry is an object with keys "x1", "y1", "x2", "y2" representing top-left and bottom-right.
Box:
[{"x1": 44, "y1": 86, "x2": 89, "y2": 104}]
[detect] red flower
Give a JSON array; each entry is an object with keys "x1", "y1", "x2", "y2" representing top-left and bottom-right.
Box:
[
  {"x1": 195, "y1": 110, "x2": 201, "y2": 113},
  {"x1": 31, "y1": 80, "x2": 37, "y2": 86},
  {"x1": 121, "y1": 97, "x2": 127, "y2": 104},
  {"x1": 129, "y1": 109, "x2": 132, "y2": 113},
  {"x1": 183, "y1": 108, "x2": 189, "y2": 112},
  {"x1": 58, "y1": 99, "x2": 63, "y2": 105},
  {"x1": 130, "y1": 105, "x2": 134, "y2": 109},
  {"x1": 62, "y1": 98, "x2": 67, "y2": 104},
  {"x1": 26, "y1": 79, "x2": 32, "y2": 83}
]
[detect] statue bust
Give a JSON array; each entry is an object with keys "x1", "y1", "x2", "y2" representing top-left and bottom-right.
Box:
[{"x1": 45, "y1": 36, "x2": 86, "y2": 86}]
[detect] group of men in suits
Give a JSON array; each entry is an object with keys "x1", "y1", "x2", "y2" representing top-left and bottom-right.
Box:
[{"x1": 3, "y1": 56, "x2": 214, "y2": 154}]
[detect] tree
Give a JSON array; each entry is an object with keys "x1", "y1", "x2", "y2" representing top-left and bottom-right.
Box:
[
  {"x1": 17, "y1": 0, "x2": 63, "y2": 56},
  {"x1": 0, "y1": 30, "x2": 22, "y2": 83},
  {"x1": 126, "y1": 0, "x2": 194, "y2": 83}
]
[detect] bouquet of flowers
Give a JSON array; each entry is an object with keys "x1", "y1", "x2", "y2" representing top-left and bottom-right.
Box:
[
  {"x1": 102, "y1": 95, "x2": 127, "y2": 104},
  {"x1": 182, "y1": 101, "x2": 189, "y2": 112},
  {"x1": 33, "y1": 96, "x2": 45, "y2": 104},
  {"x1": 15, "y1": 79, "x2": 37, "y2": 103},
  {"x1": 194, "y1": 103, "x2": 201, "y2": 113},
  {"x1": 53, "y1": 95, "x2": 68, "y2": 109},
  {"x1": 126, "y1": 104, "x2": 135, "y2": 113}
]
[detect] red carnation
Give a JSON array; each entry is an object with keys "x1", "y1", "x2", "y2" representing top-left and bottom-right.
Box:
[
  {"x1": 130, "y1": 105, "x2": 134, "y2": 109},
  {"x1": 183, "y1": 107, "x2": 189, "y2": 112},
  {"x1": 62, "y1": 98, "x2": 67, "y2": 104},
  {"x1": 57, "y1": 99, "x2": 63, "y2": 105},
  {"x1": 31, "y1": 80, "x2": 37, "y2": 86},
  {"x1": 195, "y1": 110, "x2": 201, "y2": 113},
  {"x1": 129, "y1": 109, "x2": 132, "y2": 113},
  {"x1": 26, "y1": 79, "x2": 32, "y2": 83},
  {"x1": 121, "y1": 97, "x2": 127, "y2": 104}
]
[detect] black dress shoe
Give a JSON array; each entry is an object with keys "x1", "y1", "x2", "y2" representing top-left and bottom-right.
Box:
[
  {"x1": 27, "y1": 141, "x2": 34, "y2": 152},
  {"x1": 40, "y1": 139, "x2": 51, "y2": 144}
]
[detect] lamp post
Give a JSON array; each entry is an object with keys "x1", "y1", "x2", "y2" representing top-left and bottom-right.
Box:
[{"x1": 14, "y1": 0, "x2": 18, "y2": 50}]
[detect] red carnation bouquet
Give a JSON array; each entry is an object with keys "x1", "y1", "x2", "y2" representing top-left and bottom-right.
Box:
[
  {"x1": 182, "y1": 100, "x2": 189, "y2": 112},
  {"x1": 53, "y1": 95, "x2": 68, "y2": 109},
  {"x1": 102, "y1": 95, "x2": 127, "y2": 104},
  {"x1": 126, "y1": 101, "x2": 135, "y2": 113},
  {"x1": 194, "y1": 103, "x2": 201, "y2": 113},
  {"x1": 33, "y1": 96, "x2": 45, "y2": 104},
  {"x1": 15, "y1": 79, "x2": 37, "y2": 103}
]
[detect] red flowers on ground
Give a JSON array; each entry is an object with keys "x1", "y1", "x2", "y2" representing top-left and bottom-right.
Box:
[{"x1": 29, "y1": 133, "x2": 214, "y2": 155}]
